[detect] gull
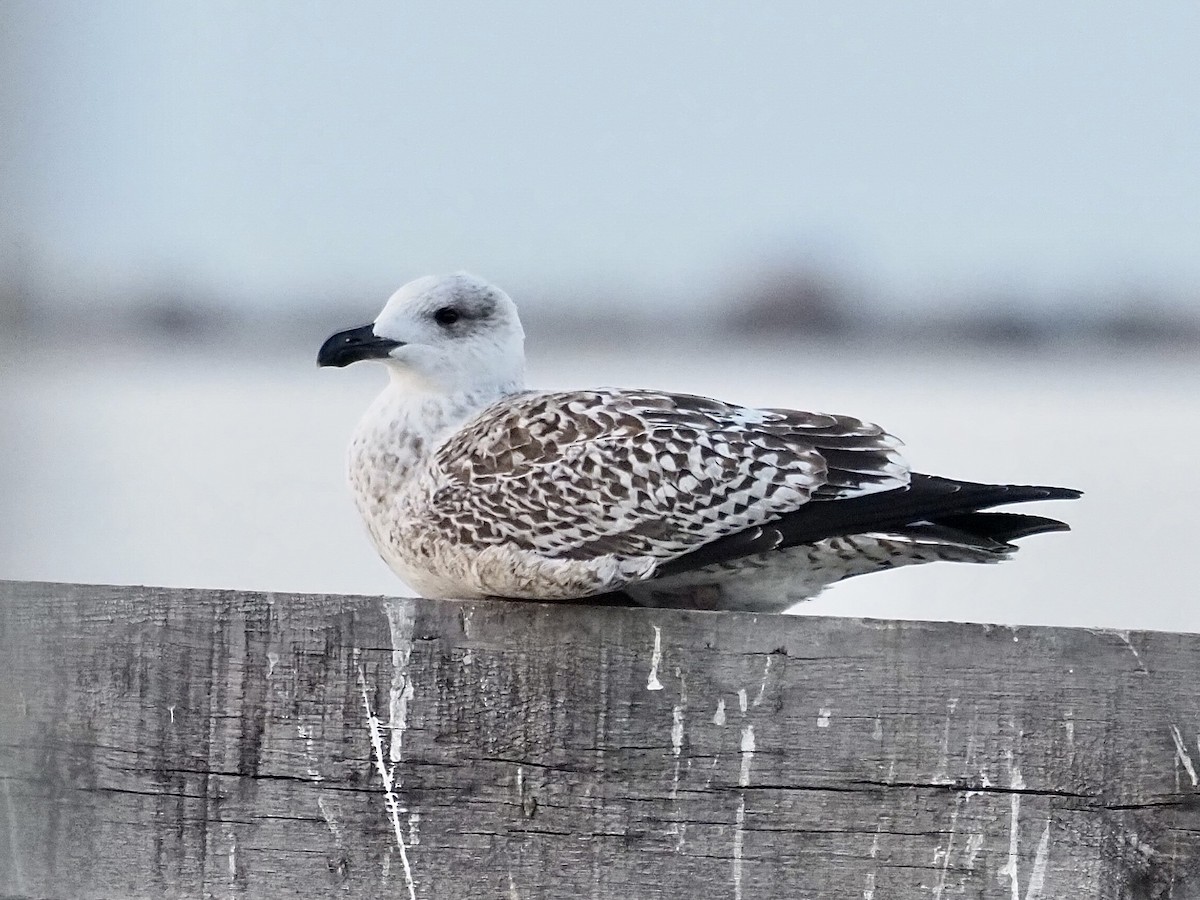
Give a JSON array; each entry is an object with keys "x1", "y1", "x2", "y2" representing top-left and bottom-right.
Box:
[{"x1": 318, "y1": 273, "x2": 1079, "y2": 613}]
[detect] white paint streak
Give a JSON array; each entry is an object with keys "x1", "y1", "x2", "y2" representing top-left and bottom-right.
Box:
[
  {"x1": 386, "y1": 600, "x2": 417, "y2": 764},
  {"x1": 167, "y1": 705, "x2": 175, "y2": 724},
  {"x1": 733, "y1": 797, "x2": 747, "y2": 900},
  {"x1": 297, "y1": 723, "x2": 324, "y2": 781},
  {"x1": 997, "y1": 762, "x2": 1024, "y2": 900},
  {"x1": 1011, "y1": 763, "x2": 1027, "y2": 795},
  {"x1": 1171, "y1": 725, "x2": 1198, "y2": 786},
  {"x1": 964, "y1": 832, "x2": 985, "y2": 870},
  {"x1": 266, "y1": 651, "x2": 279, "y2": 677},
  {"x1": 358, "y1": 664, "x2": 417, "y2": 900},
  {"x1": 753, "y1": 657, "x2": 771, "y2": 706},
  {"x1": 733, "y1": 723, "x2": 756, "y2": 900},
  {"x1": 1115, "y1": 630, "x2": 1147, "y2": 672},
  {"x1": 507, "y1": 869, "x2": 521, "y2": 900},
  {"x1": 408, "y1": 812, "x2": 421, "y2": 846},
  {"x1": 739, "y1": 726, "x2": 756, "y2": 787},
  {"x1": 317, "y1": 797, "x2": 344, "y2": 846},
  {"x1": 932, "y1": 699, "x2": 957, "y2": 784},
  {"x1": 227, "y1": 831, "x2": 237, "y2": 878},
  {"x1": 931, "y1": 800, "x2": 961, "y2": 899},
  {"x1": 595, "y1": 645, "x2": 609, "y2": 767},
  {"x1": 817, "y1": 707, "x2": 831, "y2": 728},
  {"x1": 670, "y1": 702, "x2": 686, "y2": 819},
  {"x1": 863, "y1": 827, "x2": 881, "y2": 899},
  {"x1": 712, "y1": 698, "x2": 726, "y2": 726},
  {"x1": 672, "y1": 672, "x2": 691, "y2": 849},
  {"x1": 646, "y1": 625, "x2": 664, "y2": 690},
  {"x1": 872, "y1": 718, "x2": 883, "y2": 741},
  {"x1": 1025, "y1": 821, "x2": 1051, "y2": 900},
  {"x1": 737, "y1": 688, "x2": 748, "y2": 714}
]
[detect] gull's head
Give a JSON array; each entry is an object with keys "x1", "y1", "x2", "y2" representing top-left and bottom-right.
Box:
[{"x1": 318, "y1": 273, "x2": 525, "y2": 393}]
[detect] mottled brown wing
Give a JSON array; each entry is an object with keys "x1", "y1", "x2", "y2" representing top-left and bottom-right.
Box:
[{"x1": 428, "y1": 388, "x2": 909, "y2": 564}]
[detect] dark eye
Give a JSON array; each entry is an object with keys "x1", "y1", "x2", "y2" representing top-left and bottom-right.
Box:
[{"x1": 433, "y1": 307, "x2": 460, "y2": 326}]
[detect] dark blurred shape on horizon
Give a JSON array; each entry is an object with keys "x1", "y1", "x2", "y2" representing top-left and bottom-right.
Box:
[
  {"x1": 725, "y1": 268, "x2": 855, "y2": 338},
  {"x1": 3, "y1": 264, "x2": 1198, "y2": 355}
]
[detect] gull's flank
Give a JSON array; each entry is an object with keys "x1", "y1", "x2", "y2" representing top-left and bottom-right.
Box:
[{"x1": 318, "y1": 273, "x2": 1080, "y2": 612}]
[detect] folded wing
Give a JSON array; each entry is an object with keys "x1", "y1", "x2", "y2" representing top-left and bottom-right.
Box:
[{"x1": 429, "y1": 388, "x2": 910, "y2": 566}]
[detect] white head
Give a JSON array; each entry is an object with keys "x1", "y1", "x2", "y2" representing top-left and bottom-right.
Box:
[{"x1": 318, "y1": 273, "x2": 526, "y2": 394}]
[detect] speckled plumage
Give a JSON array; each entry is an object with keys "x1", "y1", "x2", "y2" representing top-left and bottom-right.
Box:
[{"x1": 322, "y1": 273, "x2": 1079, "y2": 612}]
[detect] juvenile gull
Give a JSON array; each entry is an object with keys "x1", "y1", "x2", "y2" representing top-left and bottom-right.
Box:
[{"x1": 318, "y1": 273, "x2": 1080, "y2": 613}]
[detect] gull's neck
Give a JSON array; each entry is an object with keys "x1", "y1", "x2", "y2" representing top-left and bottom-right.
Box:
[
  {"x1": 390, "y1": 376, "x2": 521, "y2": 433},
  {"x1": 383, "y1": 365, "x2": 525, "y2": 435},
  {"x1": 385, "y1": 363, "x2": 524, "y2": 399},
  {"x1": 351, "y1": 367, "x2": 525, "y2": 485}
]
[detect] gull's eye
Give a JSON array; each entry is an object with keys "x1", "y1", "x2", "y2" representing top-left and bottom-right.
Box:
[{"x1": 434, "y1": 307, "x2": 460, "y2": 326}]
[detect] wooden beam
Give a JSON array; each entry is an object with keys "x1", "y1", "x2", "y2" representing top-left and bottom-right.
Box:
[{"x1": 2, "y1": 580, "x2": 1199, "y2": 899}]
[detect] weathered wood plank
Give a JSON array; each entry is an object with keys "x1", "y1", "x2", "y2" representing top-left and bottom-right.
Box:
[{"x1": 1, "y1": 580, "x2": 1199, "y2": 899}]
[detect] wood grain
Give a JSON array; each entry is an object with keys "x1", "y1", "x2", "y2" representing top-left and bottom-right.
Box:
[{"x1": 2, "y1": 580, "x2": 1199, "y2": 899}]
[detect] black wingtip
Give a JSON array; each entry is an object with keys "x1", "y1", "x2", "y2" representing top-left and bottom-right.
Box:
[
  {"x1": 1023, "y1": 485, "x2": 1083, "y2": 502},
  {"x1": 909, "y1": 475, "x2": 1082, "y2": 506},
  {"x1": 934, "y1": 511, "x2": 1073, "y2": 544}
]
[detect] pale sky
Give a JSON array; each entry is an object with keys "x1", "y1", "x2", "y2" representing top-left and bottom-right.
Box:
[{"x1": 2, "y1": 1, "x2": 1198, "y2": 311}]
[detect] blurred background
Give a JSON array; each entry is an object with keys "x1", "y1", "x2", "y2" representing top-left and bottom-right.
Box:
[{"x1": 1, "y1": 1, "x2": 1197, "y2": 630}]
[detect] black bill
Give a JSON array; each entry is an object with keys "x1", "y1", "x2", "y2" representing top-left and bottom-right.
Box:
[{"x1": 317, "y1": 324, "x2": 402, "y2": 368}]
